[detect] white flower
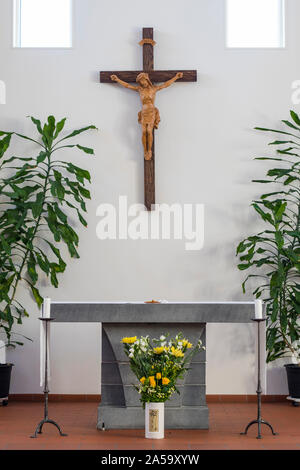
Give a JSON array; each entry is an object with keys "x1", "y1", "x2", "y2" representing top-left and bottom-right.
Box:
[
  {"x1": 129, "y1": 353, "x2": 134, "y2": 358},
  {"x1": 160, "y1": 335, "x2": 166, "y2": 341},
  {"x1": 161, "y1": 341, "x2": 166, "y2": 347}
]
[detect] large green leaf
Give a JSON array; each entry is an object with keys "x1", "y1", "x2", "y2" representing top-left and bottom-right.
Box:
[
  {"x1": 36, "y1": 252, "x2": 50, "y2": 275},
  {"x1": 290, "y1": 110, "x2": 300, "y2": 127},
  {"x1": 65, "y1": 163, "x2": 91, "y2": 183},
  {"x1": 254, "y1": 126, "x2": 300, "y2": 140},
  {"x1": 53, "y1": 202, "x2": 68, "y2": 224},
  {"x1": 45, "y1": 241, "x2": 66, "y2": 271},
  {"x1": 37, "y1": 151, "x2": 47, "y2": 163},
  {"x1": 27, "y1": 253, "x2": 38, "y2": 284},
  {"x1": 58, "y1": 125, "x2": 97, "y2": 142},
  {"x1": 0, "y1": 134, "x2": 12, "y2": 158},
  {"x1": 54, "y1": 118, "x2": 67, "y2": 139},
  {"x1": 76, "y1": 144, "x2": 94, "y2": 155},
  {"x1": 42, "y1": 115, "x2": 56, "y2": 148},
  {"x1": 30, "y1": 117, "x2": 43, "y2": 135},
  {"x1": 29, "y1": 284, "x2": 43, "y2": 308}
]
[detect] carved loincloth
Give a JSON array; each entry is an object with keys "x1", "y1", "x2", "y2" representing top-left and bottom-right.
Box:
[{"x1": 138, "y1": 107, "x2": 160, "y2": 129}]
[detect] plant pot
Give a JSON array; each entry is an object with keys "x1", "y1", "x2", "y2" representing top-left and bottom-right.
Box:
[
  {"x1": 285, "y1": 364, "x2": 300, "y2": 398},
  {"x1": 145, "y1": 402, "x2": 164, "y2": 439},
  {"x1": 0, "y1": 364, "x2": 13, "y2": 402}
]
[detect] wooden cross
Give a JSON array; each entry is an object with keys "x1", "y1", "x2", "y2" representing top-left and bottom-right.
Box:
[{"x1": 100, "y1": 27, "x2": 197, "y2": 210}]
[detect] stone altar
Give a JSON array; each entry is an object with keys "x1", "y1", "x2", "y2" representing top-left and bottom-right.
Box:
[{"x1": 52, "y1": 301, "x2": 254, "y2": 429}]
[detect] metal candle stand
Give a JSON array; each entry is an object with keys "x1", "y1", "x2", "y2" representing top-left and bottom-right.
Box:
[
  {"x1": 31, "y1": 317, "x2": 67, "y2": 439},
  {"x1": 240, "y1": 317, "x2": 278, "y2": 439}
]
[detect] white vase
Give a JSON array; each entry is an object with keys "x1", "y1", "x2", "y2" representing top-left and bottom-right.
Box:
[{"x1": 145, "y1": 402, "x2": 164, "y2": 439}]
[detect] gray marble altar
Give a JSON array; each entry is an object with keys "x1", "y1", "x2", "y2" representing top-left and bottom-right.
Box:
[{"x1": 52, "y1": 302, "x2": 254, "y2": 430}]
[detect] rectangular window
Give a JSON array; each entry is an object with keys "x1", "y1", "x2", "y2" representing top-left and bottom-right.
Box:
[
  {"x1": 14, "y1": 0, "x2": 72, "y2": 48},
  {"x1": 226, "y1": 0, "x2": 285, "y2": 48}
]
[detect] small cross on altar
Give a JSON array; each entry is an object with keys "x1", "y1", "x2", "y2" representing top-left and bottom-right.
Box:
[{"x1": 100, "y1": 28, "x2": 197, "y2": 210}]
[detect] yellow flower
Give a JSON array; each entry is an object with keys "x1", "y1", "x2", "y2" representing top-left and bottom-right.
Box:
[
  {"x1": 164, "y1": 346, "x2": 170, "y2": 351},
  {"x1": 182, "y1": 340, "x2": 192, "y2": 348},
  {"x1": 162, "y1": 377, "x2": 170, "y2": 385},
  {"x1": 149, "y1": 376, "x2": 156, "y2": 388},
  {"x1": 140, "y1": 377, "x2": 146, "y2": 384},
  {"x1": 171, "y1": 346, "x2": 184, "y2": 358},
  {"x1": 121, "y1": 336, "x2": 137, "y2": 344},
  {"x1": 153, "y1": 346, "x2": 164, "y2": 354},
  {"x1": 156, "y1": 372, "x2": 162, "y2": 379}
]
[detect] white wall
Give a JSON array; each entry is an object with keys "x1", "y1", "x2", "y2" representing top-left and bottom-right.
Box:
[{"x1": 1, "y1": 0, "x2": 297, "y2": 395}]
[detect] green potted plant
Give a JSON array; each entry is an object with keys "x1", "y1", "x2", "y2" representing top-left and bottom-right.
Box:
[
  {"x1": 237, "y1": 110, "x2": 300, "y2": 401},
  {"x1": 121, "y1": 333, "x2": 205, "y2": 438},
  {"x1": 0, "y1": 116, "x2": 96, "y2": 404}
]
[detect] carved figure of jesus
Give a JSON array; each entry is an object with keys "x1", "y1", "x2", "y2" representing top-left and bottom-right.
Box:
[{"x1": 110, "y1": 72, "x2": 183, "y2": 160}]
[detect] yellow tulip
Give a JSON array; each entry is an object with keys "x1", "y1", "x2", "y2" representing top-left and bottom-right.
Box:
[
  {"x1": 140, "y1": 377, "x2": 146, "y2": 384},
  {"x1": 156, "y1": 372, "x2": 162, "y2": 379},
  {"x1": 121, "y1": 336, "x2": 137, "y2": 344},
  {"x1": 171, "y1": 346, "x2": 184, "y2": 358},
  {"x1": 149, "y1": 376, "x2": 156, "y2": 388},
  {"x1": 162, "y1": 377, "x2": 170, "y2": 385},
  {"x1": 153, "y1": 347, "x2": 164, "y2": 354}
]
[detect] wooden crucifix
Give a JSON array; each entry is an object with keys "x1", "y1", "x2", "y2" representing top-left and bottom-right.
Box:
[{"x1": 100, "y1": 28, "x2": 197, "y2": 210}]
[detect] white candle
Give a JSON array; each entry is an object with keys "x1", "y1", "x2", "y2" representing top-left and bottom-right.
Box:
[
  {"x1": 255, "y1": 299, "x2": 263, "y2": 319},
  {"x1": 40, "y1": 298, "x2": 51, "y2": 387},
  {"x1": 0, "y1": 340, "x2": 6, "y2": 364},
  {"x1": 43, "y1": 297, "x2": 51, "y2": 318}
]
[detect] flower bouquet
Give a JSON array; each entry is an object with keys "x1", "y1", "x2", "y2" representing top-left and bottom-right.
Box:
[{"x1": 121, "y1": 333, "x2": 205, "y2": 438}]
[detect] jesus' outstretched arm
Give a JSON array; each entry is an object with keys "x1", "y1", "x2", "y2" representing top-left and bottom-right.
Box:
[
  {"x1": 110, "y1": 74, "x2": 139, "y2": 91},
  {"x1": 155, "y1": 72, "x2": 183, "y2": 91}
]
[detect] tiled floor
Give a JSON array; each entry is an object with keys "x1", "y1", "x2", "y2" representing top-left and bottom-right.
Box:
[{"x1": 0, "y1": 401, "x2": 299, "y2": 450}]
